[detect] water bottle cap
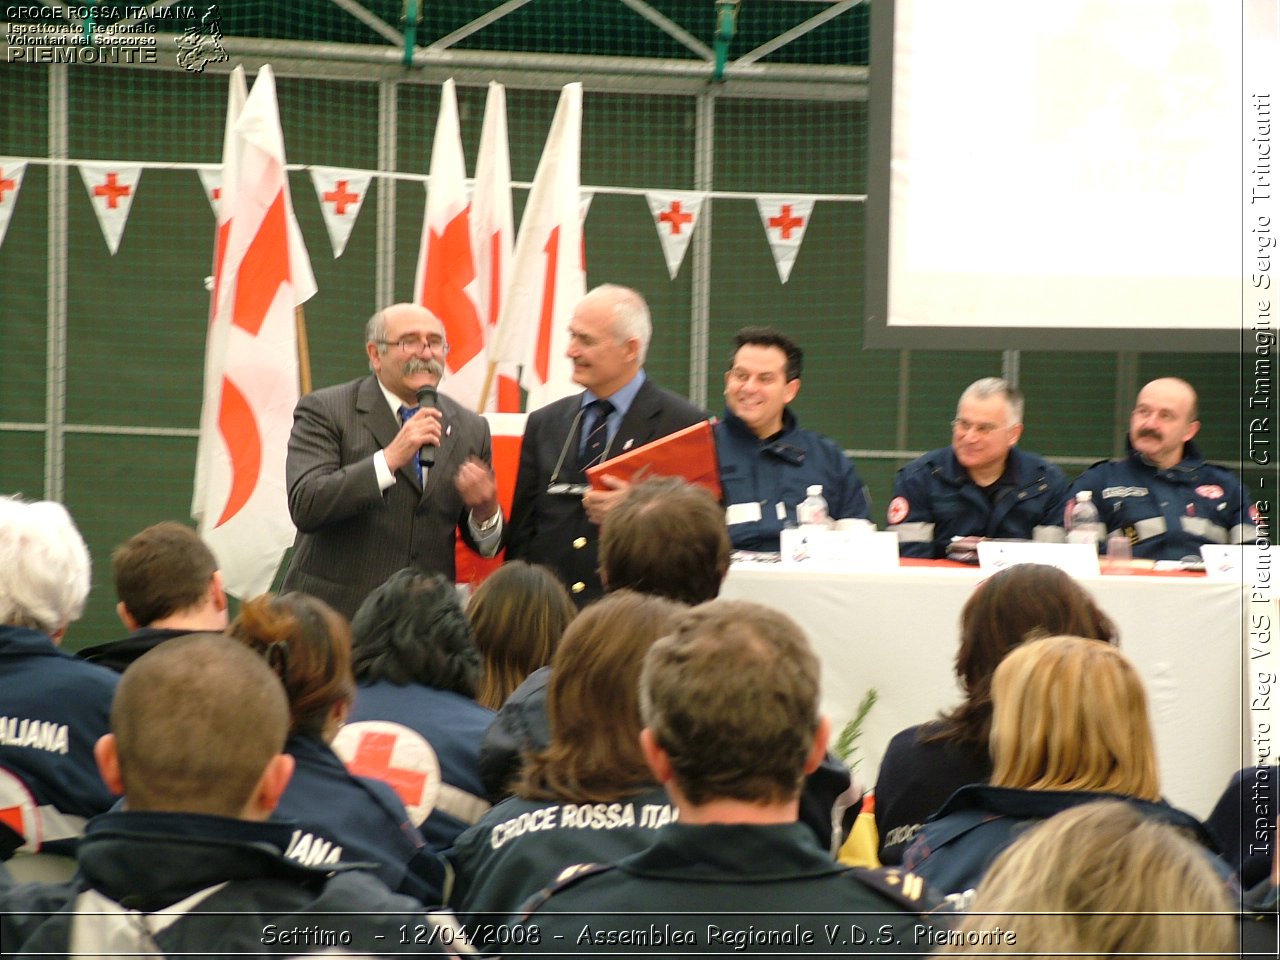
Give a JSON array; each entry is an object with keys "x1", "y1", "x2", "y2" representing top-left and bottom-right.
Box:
[
  {"x1": 806, "y1": 485, "x2": 823, "y2": 496},
  {"x1": 1075, "y1": 490, "x2": 1093, "y2": 502}
]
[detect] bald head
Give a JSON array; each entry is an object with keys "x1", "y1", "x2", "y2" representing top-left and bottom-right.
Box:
[
  {"x1": 107, "y1": 633, "x2": 290, "y2": 816},
  {"x1": 1130, "y1": 378, "x2": 1200, "y2": 469}
]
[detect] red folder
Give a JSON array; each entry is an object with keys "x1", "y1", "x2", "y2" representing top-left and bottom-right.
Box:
[{"x1": 586, "y1": 420, "x2": 721, "y2": 500}]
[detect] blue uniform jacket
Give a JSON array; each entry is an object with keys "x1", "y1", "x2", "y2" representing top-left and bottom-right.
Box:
[
  {"x1": 350, "y1": 681, "x2": 495, "y2": 853},
  {"x1": 1068, "y1": 440, "x2": 1256, "y2": 561},
  {"x1": 887, "y1": 446, "x2": 1069, "y2": 559},
  {"x1": 272, "y1": 733, "x2": 444, "y2": 904},
  {"x1": 715, "y1": 407, "x2": 869, "y2": 552},
  {"x1": 0, "y1": 810, "x2": 464, "y2": 955},
  {"x1": 902, "y1": 784, "x2": 1225, "y2": 896},
  {"x1": 0, "y1": 624, "x2": 118, "y2": 856}
]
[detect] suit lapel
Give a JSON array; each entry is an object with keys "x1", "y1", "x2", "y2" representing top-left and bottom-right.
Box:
[
  {"x1": 611, "y1": 379, "x2": 662, "y2": 456},
  {"x1": 357, "y1": 375, "x2": 422, "y2": 492}
]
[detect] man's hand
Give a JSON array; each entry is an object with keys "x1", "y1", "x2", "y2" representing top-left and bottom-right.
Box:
[
  {"x1": 384, "y1": 407, "x2": 442, "y2": 473},
  {"x1": 455, "y1": 457, "x2": 499, "y2": 520},
  {"x1": 583, "y1": 474, "x2": 631, "y2": 526}
]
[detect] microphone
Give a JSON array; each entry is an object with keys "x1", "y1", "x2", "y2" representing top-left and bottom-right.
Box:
[{"x1": 415, "y1": 386, "x2": 439, "y2": 467}]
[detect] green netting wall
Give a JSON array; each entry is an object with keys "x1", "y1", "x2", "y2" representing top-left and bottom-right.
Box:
[{"x1": 0, "y1": 1, "x2": 1261, "y2": 649}]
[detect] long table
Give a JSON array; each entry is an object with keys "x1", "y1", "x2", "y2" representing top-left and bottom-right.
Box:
[{"x1": 720, "y1": 563, "x2": 1249, "y2": 819}]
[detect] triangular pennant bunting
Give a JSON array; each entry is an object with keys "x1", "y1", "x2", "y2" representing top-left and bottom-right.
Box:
[
  {"x1": 310, "y1": 166, "x2": 371, "y2": 259},
  {"x1": 196, "y1": 167, "x2": 222, "y2": 217},
  {"x1": 646, "y1": 190, "x2": 705, "y2": 279},
  {"x1": 78, "y1": 163, "x2": 142, "y2": 255},
  {"x1": 0, "y1": 159, "x2": 28, "y2": 250},
  {"x1": 755, "y1": 195, "x2": 815, "y2": 284}
]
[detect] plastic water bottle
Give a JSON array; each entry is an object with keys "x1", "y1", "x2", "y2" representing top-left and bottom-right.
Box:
[
  {"x1": 797, "y1": 485, "x2": 831, "y2": 530},
  {"x1": 1065, "y1": 490, "x2": 1101, "y2": 546}
]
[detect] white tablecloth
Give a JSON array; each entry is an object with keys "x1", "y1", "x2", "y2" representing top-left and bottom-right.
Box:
[{"x1": 721, "y1": 563, "x2": 1248, "y2": 818}]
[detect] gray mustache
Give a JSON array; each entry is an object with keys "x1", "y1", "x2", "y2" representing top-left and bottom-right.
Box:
[{"x1": 405, "y1": 358, "x2": 445, "y2": 377}]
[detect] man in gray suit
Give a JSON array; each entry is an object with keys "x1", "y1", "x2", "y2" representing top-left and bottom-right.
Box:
[{"x1": 280, "y1": 303, "x2": 502, "y2": 620}]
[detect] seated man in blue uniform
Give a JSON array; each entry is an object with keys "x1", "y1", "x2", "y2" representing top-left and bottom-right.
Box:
[
  {"x1": 0, "y1": 633, "x2": 467, "y2": 954},
  {"x1": 887, "y1": 377, "x2": 1068, "y2": 558},
  {"x1": 715, "y1": 326, "x2": 869, "y2": 551},
  {"x1": 1069, "y1": 377, "x2": 1257, "y2": 561},
  {"x1": 517, "y1": 599, "x2": 939, "y2": 954}
]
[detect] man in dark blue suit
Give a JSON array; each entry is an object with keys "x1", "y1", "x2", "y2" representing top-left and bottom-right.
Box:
[{"x1": 506, "y1": 285, "x2": 706, "y2": 604}]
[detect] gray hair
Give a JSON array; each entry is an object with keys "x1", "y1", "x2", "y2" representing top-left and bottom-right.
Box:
[
  {"x1": 958, "y1": 377, "x2": 1024, "y2": 426},
  {"x1": 582, "y1": 284, "x2": 652, "y2": 364},
  {"x1": 364, "y1": 309, "x2": 388, "y2": 372},
  {"x1": 0, "y1": 495, "x2": 91, "y2": 635}
]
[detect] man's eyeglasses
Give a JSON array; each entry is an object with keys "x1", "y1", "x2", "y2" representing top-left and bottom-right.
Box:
[
  {"x1": 378, "y1": 335, "x2": 450, "y2": 356},
  {"x1": 951, "y1": 418, "x2": 1006, "y2": 436}
]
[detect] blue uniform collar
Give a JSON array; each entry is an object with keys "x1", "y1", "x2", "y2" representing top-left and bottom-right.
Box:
[
  {"x1": 719, "y1": 405, "x2": 798, "y2": 443},
  {"x1": 1125, "y1": 436, "x2": 1206, "y2": 473},
  {"x1": 940, "y1": 446, "x2": 1025, "y2": 486}
]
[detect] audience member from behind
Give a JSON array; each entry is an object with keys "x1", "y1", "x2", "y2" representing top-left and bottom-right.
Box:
[
  {"x1": 348, "y1": 569, "x2": 495, "y2": 852},
  {"x1": 449, "y1": 591, "x2": 682, "y2": 925},
  {"x1": 467, "y1": 560, "x2": 576, "y2": 711},
  {"x1": 0, "y1": 634, "x2": 468, "y2": 955},
  {"x1": 875, "y1": 564, "x2": 1116, "y2": 864},
  {"x1": 0, "y1": 495, "x2": 117, "y2": 859},
  {"x1": 229, "y1": 592, "x2": 444, "y2": 904},
  {"x1": 521, "y1": 600, "x2": 940, "y2": 951},
  {"x1": 78, "y1": 522, "x2": 228, "y2": 672},
  {"x1": 935, "y1": 800, "x2": 1234, "y2": 958},
  {"x1": 903, "y1": 635, "x2": 1223, "y2": 895}
]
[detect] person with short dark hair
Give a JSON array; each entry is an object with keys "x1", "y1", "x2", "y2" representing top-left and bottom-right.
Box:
[
  {"x1": 449, "y1": 591, "x2": 682, "y2": 923},
  {"x1": 887, "y1": 377, "x2": 1068, "y2": 558},
  {"x1": 0, "y1": 495, "x2": 117, "y2": 860},
  {"x1": 347, "y1": 569, "x2": 495, "y2": 852},
  {"x1": 467, "y1": 560, "x2": 576, "y2": 711},
  {"x1": 0, "y1": 633, "x2": 469, "y2": 955},
  {"x1": 1070, "y1": 377, "x2": 1257, "y2": 560},
  {"x1": 78, "y1": 522, "x2": 228, "y2": 673},
  {"x1": 520, "y1": 600, "x2": 939, "y2": 951},
  {"x1": 875, "y1": 564, "x2": 1117, "y2": 864},
  {"x1": 716, "y1": 326, "x2": 869, "y2": 552},
  {"x1": 229, "y1": 592, "x2": 445, "y2": 903},
  {"x1": 598, "y1": 477, "x2": 730, "y2": 606}
]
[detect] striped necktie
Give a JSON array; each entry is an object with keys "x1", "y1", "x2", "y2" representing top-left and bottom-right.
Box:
[{"x1": 577, "y1": 398, "x2": 616, "y2": 471}]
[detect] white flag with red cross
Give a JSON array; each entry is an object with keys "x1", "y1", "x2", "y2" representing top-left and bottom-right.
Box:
[
  {"x1": 470, "y1": 82, "x2": 521, "y2": 413},
  {"x1": 414, "y1": 78, "x2": 488, "y2": 412},
  {"x1": 756, "y1": 195, "x2": 816, "y2": 284},
  {"x1": 78, "y1": 163, "x2": 142, "y2": 255},
  {"x1": 193, "y1": 64, "x2": 317, "y2": 599},
  {"x1": 646, "y1": 190, "x2": 706, "y2": 279},
  {"x1": 196, "y1": 167, "x2": 222, "y2": 217},
  {"x1": 0, "y1": 159, "x2": 27, "y2": 250},
  {"x1": 491, "y1": 82, "x2": 585, "y2": 414},
  {"x1": 310, "y1": 166, "x2": 371, "y2": 259}
]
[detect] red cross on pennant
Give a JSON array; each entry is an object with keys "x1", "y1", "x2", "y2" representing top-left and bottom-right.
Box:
[
  {"x1": 211, "y1": 187, "x2": 221, "y2": 201},
  {"x1": 92, "y1": 172, "x2": 132, "y2": 209},
  {"x1": 0, "y1": 171, "x2": 16, "y2": 205},
  {"x1": 768, "y1": 204, "x2": 804, "y2": 239},
  {"x1": 346, "y1": 729, "x2": 429, "y2": 807},
  {"x1": 658, "y1": 200, "x2": 693, "y2": 235},
  {"x1": 323, "y1": 179, "x2": 360, "y2": 215}
]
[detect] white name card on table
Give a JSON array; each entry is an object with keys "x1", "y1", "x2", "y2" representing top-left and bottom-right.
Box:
[
  {"x1": 1201, "y1": 544, "x2": 1265, "y2": 582},
  {"x1": 976, "y1": 541, "x2": 1101, "y2": 577},
  {"x1": 779, "y1": 527, "x2": 901, "y2": 571}
]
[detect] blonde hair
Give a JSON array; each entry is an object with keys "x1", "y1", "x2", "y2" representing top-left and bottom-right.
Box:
[
  {"x1": 989, "y1": 635, "x2": 1159, "y2": 801},
  {"x1": 939, "y1": 800, "x2": 1233, "y2": 958}
]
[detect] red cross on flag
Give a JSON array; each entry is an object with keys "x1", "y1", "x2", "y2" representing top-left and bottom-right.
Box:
[
  {"x1": 0, "y1": 159, "x2": 27, "y2": 251},
  {"x1": 196, "y1": 167, "x2": 223, "y2": 217},
  {"x1": 78, "y1": 163, "x2": 142, "y2": 255},
  {"x1": 756, "y1": 195, "x2": 816, "y2": 284},
  {"x1": 414, "y1": 78, "x2": 488, "y2": 412},
  {"x1": 491, "y1": 82, "x2": 585, "y2": 414},
  {"x1": 470, "y1": 82, "x2": 521, "y2": 414},
  {"x1": 646, "y1": 190, "x2": 706, "y2": 279},
  {"x1": 193, "y1": 64, "x2": 317, "y2": 600},
  {"x1": 310, "y1": 166, "x2": 371, "y2": 259}
]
